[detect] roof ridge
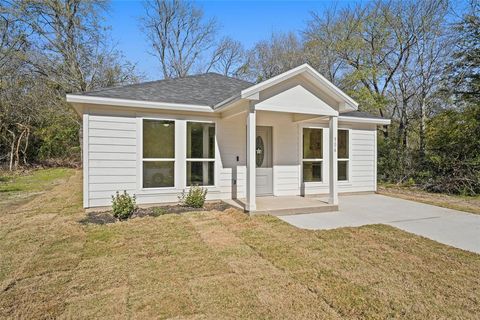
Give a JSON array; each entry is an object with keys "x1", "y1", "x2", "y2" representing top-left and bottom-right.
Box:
[{"x1": 73, "y1": 72, "x2": 253, "y2": 96}]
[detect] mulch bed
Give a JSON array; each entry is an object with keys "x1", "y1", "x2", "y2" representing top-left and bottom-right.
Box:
[{"x1": 80, "y1": 201, "x2": 235, "y2": 225}]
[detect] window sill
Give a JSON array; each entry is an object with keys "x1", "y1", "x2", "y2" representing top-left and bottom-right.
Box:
[
  {"x1": 184, "y1": 186, "x2": 220, "y2": 193},
  {"x1": 303, "y1": 181, "x2": 328, "y2": 187},
  {"x1": 139, "y1": 187, "x2": 177, "y2": 194}
]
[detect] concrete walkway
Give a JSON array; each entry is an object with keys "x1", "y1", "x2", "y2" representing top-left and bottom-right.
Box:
[{"x1": 280, "y1": 194, "x2": 480, "y2": 254}]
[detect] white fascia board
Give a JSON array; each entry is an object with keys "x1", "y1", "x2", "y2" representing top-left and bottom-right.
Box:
[
  {"x1": 213, "y1": 93, "x2": 242, "y2": 112},
  {"x1": 338, "y1": 116, "x2": 391, "y2": 125},
  {"x1": 66, "y1": 94, "x2": 214, "y2": 113},
  {"x1": 240, "y1": 64, "x2": 359, "y2": 110}
]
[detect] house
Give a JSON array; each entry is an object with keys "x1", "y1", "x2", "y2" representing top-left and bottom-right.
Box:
[{"x1": 67, "y1": 64, "x2": 390, "y2": 214}]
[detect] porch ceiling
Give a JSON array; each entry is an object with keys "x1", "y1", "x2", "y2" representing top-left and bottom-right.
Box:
[{"x1": 254, "y1": 85, "x2": 338, "y2": 117}]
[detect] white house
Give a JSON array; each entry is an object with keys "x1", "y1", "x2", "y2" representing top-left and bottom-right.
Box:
[{"x1": 67, "y1": 64, "x2": 390, "y2": 214}]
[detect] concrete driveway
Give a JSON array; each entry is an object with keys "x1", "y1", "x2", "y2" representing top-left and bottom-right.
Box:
[{"x1": 280, "y1": 194, "x2": 480, "y2": 254}]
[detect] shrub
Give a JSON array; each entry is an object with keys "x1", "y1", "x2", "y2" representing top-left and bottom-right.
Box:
[
  {"x1": 111, "y1": 190, "x2": 136, "y2": 220},
  {"x1": 179, "y1": 185, "x2": 207, "y2": 208}
]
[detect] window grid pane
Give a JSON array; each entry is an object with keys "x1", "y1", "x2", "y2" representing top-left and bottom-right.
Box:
[
  {"x1": 187, "y1": 161, "x2": 214, "y2": 186},
  {"x1": 303, "y1": 161, "x2": 322, "y2": 182},
  {"x1": 143, "y1": 161, "x2": 175, "y2": 188},
  {"x1": 187, "y1": 122, "x2": 215, "y2": 159},
  {"x1": 338, "y1": 130, "x2": 349, "y2": 159},
  {"x1": 303, "y1": 128, "x2": 323, "y2": 159},
  {"x1": 143, "y1": 120, "x2": 175, "y2": 159},
  {"x1": 338, "y1": 160, "x2": 348, "y2": 181}
]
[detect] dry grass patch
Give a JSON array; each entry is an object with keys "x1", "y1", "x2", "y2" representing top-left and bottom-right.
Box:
[
  {"x1": 378, "y1": 185, "x2": 480, "y2": 214},
  {"x1": 0, "y1": 170, "x2": 479, "y2": 319}
]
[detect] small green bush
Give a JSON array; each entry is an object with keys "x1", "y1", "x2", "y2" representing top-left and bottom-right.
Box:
[
  {"x1": 111, "y1": 190, "x2": 136, "y2": 220},
  {"x1": 179, "y1": 185, "x2": 208, "y2": 208}
]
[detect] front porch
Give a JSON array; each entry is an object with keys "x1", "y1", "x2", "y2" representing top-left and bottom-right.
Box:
[{"x1": 224, "y1": 195, "x2": 338, "y2": 216}]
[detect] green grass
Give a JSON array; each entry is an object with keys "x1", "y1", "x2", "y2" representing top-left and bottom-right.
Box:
[
  {"x1": 0, "y1": 168, "x2": 75, "y2": 211},
  {"x1": 0, "y1": 170, "x2": 479, "y2": 319}
]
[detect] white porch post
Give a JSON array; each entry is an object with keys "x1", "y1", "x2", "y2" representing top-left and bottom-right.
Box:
[
  {"x1": 329, "y1": 116, "x2": 338, "y2": 205},
  {"x1": 246, "y1": 104, "x2": 256, "y2": 212}
]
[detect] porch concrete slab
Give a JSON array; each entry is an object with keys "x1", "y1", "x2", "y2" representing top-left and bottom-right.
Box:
[
  {"x1": 224, "y1": 196, "x2": 337, "y2": 216},
  {"x1": 280, "y1": 194, "x2": 480, "y2": 254}
]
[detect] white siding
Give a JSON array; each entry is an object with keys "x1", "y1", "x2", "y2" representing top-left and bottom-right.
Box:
[
  {"x1": 87, "y1": 113, "x2": 137, "y2": 207},
  {"x1": 302, "y1": 122, "x2": 377, "y2": 195},
  {"x1": 86, "y1": 107, "x2": 247, "y2": 207},
  {"x1": 84, "y1": 107, "x2": 378, "y2": 208},
  {"x1": 258, "y1": 111, "x2": 301, "y2": 196},
  {"x1": 217, "y1": 114, "x2": 247, "y2": 199}
]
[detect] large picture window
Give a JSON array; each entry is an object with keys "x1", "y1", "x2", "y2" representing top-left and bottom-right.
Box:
[
  {"x1": 187, "y1": 122, "x2": 215, "y2": 186},
  {"x1": 338, "y1": 129, "x2": 349, "y2": 181},
  {"x1": 142, "y1": 119, "x2": 175, "y2": 188},
  {"x1": 302, "y1": 128, "x2": 323, "y2": 182}
]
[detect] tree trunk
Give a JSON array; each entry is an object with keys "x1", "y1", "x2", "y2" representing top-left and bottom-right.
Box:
[
  {"x1": 419, "y1": 97, "x2": 426, "y2": 160},
  {"x1": 14, "y1": 129, "x2": 26, "y2": 170},
  {"x1": 8, "y1": 130, "x2": 15, "y2": 171},
  {"x1": 22, "y1": 127, "x2": 30, "y2": 166}
]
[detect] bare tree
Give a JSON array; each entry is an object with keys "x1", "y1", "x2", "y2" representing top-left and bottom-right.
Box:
[
  {"x1": 247, "y1": 32, "x2": 306, "y2": 83},
  {"x1": 206, "y1": 37, "x2": 246, "y2": 77},
  {"x1": 0, "y1": 0, "x2": 141, "y2": 170},
  {"x1": 16, "y1": 0, "x2": 139, "y2": 93},
  {"x1": 303, "y1": 7, "x2": 347, "y2": 84},
  {"x1": 305, "y1": 0, "x2": 450, "y2": 143},
  {"x1": 141, "y1": 0, "x2": 217, "y2": 79}
]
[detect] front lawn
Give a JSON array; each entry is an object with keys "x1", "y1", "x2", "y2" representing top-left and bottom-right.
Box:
[
  {"x1": 0, "y1": 170, "x2": 479, "y2": 318},
  {"x1": 0, "y1": 167, "x2": 75, "y2": 211}
]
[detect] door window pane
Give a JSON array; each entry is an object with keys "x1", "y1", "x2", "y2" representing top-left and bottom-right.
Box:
[
  {"x1": 303, "y1": 161, "x2": 322, "y2": 182},
  {"x1": 143, "y1": 120, "x2": 175, "y2": 158},
  {"x1": 143, "y1": 161, "x2": 174, "y2": 188},
  {"x1": 187, "y1": 122, "x2": 215, "y2": 159},
  {"x1": 338, "y1": 161, "x2": 348, "y2": 181},
  {"x1": 187, "y1": 161, "x2": 214, "y2": 186},
  {"x1": 303, "y1": 128, "x2": 323, "y2": 159},
  {"x1": 256, "y1": 136, "x2": 265, "y2": 167},
  {"x1": 338, "y1": 130, "x2": 349, "y2": 158}
]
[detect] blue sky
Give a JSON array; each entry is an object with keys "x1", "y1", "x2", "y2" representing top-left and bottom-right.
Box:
[{"x1": 107, "y1": 0, "x2": 352, "y2": 80}]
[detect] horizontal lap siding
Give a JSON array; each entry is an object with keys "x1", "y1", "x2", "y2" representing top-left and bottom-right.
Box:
[
  {"x1": 273, "y1": 113, "x2": 300, "y2": 196},
  {"x1": 339, "y1": 129, "x2": 376, "y2": 193},
  {"x1": 88, "y1": 114, "x2": 137, "y2": 206},
  {"x1": 84, "y1": 110, "x2": 377, "y2": 207},
  {"x1": 87, "y1": 112, "x2": 246, "y2": 207},
  {"x1": 303, "y1": 125, "x2": 376, "y2": 195},
  {"x1": 217, "y1": 116, "x2": 246, "y2": 199}
]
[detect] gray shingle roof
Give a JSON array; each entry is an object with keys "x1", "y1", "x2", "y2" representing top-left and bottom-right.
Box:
[
  {"x1": 80, "y1": 73, "x2": 254, "y2": 107},
  {"x1": 340, "y1": 111, "x2": 386, "y2": 119}
]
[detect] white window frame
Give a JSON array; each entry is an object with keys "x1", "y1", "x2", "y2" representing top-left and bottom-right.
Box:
[
  {"x1": 140, "y1": 118, "x2": 176, "y2": 190},
  {"x1": 301, "y1": 126, "x2": 325, "y2": 183},
  {"x1": 337, "y1": 128, "x2": 351, "y2": 183},
  {"x1": 186, "y1": 120, "x2": 216, "y2": 187}
]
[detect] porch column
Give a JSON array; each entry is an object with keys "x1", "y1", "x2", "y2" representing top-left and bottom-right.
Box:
[
  {"x1": 246, "y1": 105, "x2": 256, "y2": 212},
  {"x1": 329, "y1": 116, "x2": 338, "y2": 205}
]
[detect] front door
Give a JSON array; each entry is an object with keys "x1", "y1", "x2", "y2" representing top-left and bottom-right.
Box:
[{"x1": 256, "y1": 126, "x2": 273, "y2": 196}]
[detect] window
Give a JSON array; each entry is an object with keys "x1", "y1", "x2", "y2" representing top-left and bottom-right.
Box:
[
  {"x1": 338, "y1": 129, "x2": 349, "y2": 181},
  {"x1": 142, "y1": 119, "x2": 175, "y2": 188},
  {"x1": 302, "y1": 128, "x2": 323, "y2": 182},
  {"x1": 187, "y1": 122, "x2": 215, "y2": 186}
]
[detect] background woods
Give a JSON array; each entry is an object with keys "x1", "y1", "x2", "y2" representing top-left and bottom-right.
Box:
[{"x1": 0, "y1": 0, "x2": 478, "y2": 196}]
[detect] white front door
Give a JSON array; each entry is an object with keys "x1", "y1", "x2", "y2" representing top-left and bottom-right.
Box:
[{"x1": 256, "y1": 126, "x2": 273, "y2": 196}]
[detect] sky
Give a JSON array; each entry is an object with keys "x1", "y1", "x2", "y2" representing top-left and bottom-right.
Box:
[{"x1": 106, "y1": 0, "x2": 352, "y2": 80}]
